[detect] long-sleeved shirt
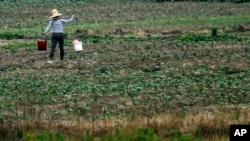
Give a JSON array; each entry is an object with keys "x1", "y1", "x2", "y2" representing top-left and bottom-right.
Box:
[{"x1": 43, "y1": 16, "x2": 74, "y2": 33}]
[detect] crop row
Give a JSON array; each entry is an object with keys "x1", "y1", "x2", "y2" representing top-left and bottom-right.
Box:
[{"x1": 0, "y1": 69, "x2": 249, "y2": 122}]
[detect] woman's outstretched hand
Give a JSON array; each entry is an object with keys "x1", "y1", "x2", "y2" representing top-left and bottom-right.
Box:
[{"x1": 72, "y1": 15, "x2": 78, "y2": 20}]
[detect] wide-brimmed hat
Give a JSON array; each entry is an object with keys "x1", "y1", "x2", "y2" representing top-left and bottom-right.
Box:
[{"x1": 49, "y1": 9, "x2": 62, "y2": 18}]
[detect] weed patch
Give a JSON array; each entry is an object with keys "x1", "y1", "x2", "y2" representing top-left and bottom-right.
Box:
[
  {"x1": 0, "y1": 33, "x2": 24, "y2": 40},
  {"x1": 2, "y1": 42, "x2": 36, "y2": 52},
  {"x1": 175, "y1": 33, "x2": 246, "y2": 42}
]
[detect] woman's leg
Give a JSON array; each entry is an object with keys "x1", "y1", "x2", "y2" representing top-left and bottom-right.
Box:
[
  {"x1": 58, "y1": 33, "x2": 64, "y2": 60},
  {"x1": 50, "y1": 34, "x2": 57, "y2": 60}
]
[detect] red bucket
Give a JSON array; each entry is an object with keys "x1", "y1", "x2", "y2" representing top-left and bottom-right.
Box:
[{"x1": 37, "y1": 40, "x2": 47, "y2": 50}]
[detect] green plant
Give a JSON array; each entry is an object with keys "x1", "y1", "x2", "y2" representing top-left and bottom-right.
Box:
[
  {"x1": 55, "y1": 131, "x2": 65, "y2": 141},
  {"x1": 82, "y1": 130, "x2": 94, "y2": 141},
  {"x1": 2, "y1": 42, "x2": 36, "y2": 52},
  {"x1": 24, "y1": 133, "x2": 37, "y2": 141},
  {"x1": 211, "y1": 27, "x2": 218, "y2": 37},
  {"x1": 137, "y1": 128, "x2": 162, "y2": 141},
  {"x1": 37, "y1": 130, "x2": 53, "y2": 141},
  {"x1": 0, "y1": 33, "x2": 24, "y2": 40}
]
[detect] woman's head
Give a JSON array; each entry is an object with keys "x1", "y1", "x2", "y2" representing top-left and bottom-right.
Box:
[
  {"x1": 52, "y1": 16, "x2": 59, "y2": 19},
  {"x1": 50, "y1": 9, "x2": 62, "y2": 19}
]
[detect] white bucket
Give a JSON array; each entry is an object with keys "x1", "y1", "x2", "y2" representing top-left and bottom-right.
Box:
[{"x1": 73, "y1": 42, "x2": 83, "y2": 52}]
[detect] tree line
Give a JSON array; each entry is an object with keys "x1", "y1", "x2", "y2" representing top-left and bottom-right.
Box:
[{"x1": 0, "y1": 0, "x2": 249, "y2": 3}]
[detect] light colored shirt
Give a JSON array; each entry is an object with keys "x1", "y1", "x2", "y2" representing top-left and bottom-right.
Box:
[{"x1": 44, "y1": 16, "x2": 74, "y2": 33}]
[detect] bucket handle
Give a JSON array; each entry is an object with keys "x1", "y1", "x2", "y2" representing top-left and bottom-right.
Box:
[
  {"x1": 75, "y1": 17, "x2": 79, "y2": 39},
  {"x1": 43, "y1": 34, "x2": 48, "y2": 41},
  {"x1": 39, "y1": 22, "x2": 47, "y2": 41}
]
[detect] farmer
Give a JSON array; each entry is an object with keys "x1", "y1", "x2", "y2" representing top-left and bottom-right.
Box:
[{"x1": 42, "y1": 9, "x2": 75, "y2": 60}]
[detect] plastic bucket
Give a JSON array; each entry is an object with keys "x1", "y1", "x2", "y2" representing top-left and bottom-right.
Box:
[
  {"x1": 37, "y1": 40, "x2": 47, "y2": 50},
  {"x1": 73, "y1": 42, "x2": 83, "y2": 52}
]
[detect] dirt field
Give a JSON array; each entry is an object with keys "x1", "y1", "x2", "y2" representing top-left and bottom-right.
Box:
[{"x1": 0, "y1": 2, "x2": 250, "y2": 141}]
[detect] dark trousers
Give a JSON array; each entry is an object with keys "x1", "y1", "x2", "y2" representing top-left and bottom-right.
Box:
[{"x1": 50, "y1": 33, "x2": 64, "y2": 60}]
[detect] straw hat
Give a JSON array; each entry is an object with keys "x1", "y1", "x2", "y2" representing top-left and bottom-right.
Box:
[{"x1": 50, "y1": 9, "x2": 62, "y2": 18}]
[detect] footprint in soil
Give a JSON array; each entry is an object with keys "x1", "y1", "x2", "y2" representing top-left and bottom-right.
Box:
[{"x1": 43, "y1": 60, "x2": 69, "y2": 69}]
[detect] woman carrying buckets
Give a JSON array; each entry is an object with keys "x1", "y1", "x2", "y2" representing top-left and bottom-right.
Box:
[{"x1": 42, "y1": 9, "x2": 75, "y2": 60}]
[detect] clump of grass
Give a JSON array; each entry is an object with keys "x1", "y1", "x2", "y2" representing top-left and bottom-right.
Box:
[
  {"x1": 0, "y1": 33, "x2": 24, "y2": 40},
  {"x1": 176, "y1": 33, "x2": 244, "y2": 42},
  {"x1": 82, "y1": 130, "x2": 94, "y2": 141}
]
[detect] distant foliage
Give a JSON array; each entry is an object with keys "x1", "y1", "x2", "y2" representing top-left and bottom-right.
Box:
[
  {"x1": 148, "y1": 0, "x2": 243, "y2": 1},
  {"x1": 0, "y1": 0, "x2": 249, "y2": 8}
]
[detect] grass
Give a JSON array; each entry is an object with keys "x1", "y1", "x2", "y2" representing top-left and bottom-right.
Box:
[
  {"x1": 115, "y1": 15, "x2": 250, "y2": 28},
  {"x1": 2, "y1": 42, "x2": 36, "y2": 52},
  {"x1": 1, "y1": 108, "x2": 248, "y2": 140},
  {"x1": 175, "y1": 33, "x2": 249, "y2": 42}
]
